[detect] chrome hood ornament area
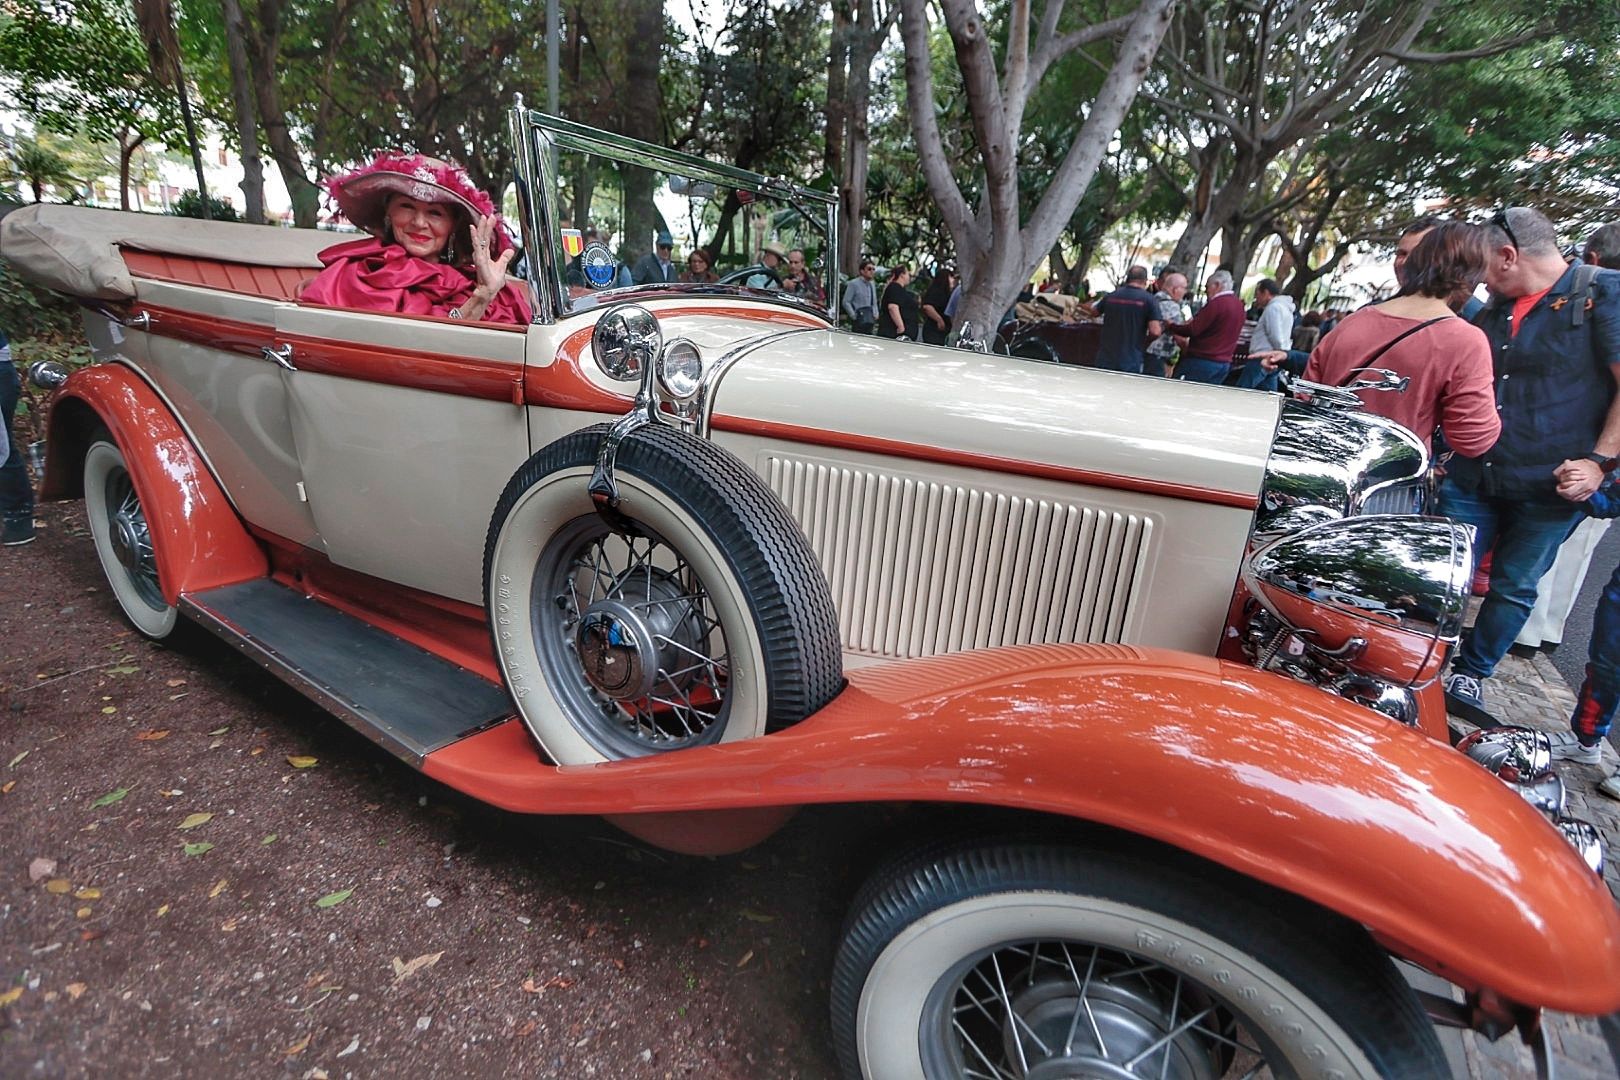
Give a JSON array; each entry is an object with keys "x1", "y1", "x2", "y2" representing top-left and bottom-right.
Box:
[{"x1": 1256, "y1": 401, "x2": 1429, "y2": 539}]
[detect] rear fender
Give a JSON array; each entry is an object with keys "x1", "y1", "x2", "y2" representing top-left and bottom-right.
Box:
[
  {"x1": 424, "y1": 642, "x2": 1620, "y2": 1015},
  {"x1": 43, "y1": 364, "x2": 267, "y2": 601}
]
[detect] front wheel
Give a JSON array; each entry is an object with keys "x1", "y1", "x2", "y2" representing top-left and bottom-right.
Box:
[
  {"x1": 83, "y1": 439, "x2": 177, "y2": 640},
  {"x1": 832, "y1": 839, "x2": 1449, "y2": 1079}
]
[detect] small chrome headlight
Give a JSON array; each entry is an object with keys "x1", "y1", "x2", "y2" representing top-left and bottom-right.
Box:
[
  {"x1": 1458, "y1": 726, "x2": 1553, "y2": 784},
  {"x1": 27, "y1": 360, "x2": 69, "y2": 390},
  {"x1": 591, "y1": 304, "x2": 661, "y2": 382},
  {"x1": 656, "y1": 338, "x2": 704, "y2": 401}
]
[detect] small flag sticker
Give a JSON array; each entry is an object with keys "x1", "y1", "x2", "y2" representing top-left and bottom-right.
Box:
[{"x1": 562, "y1": 228, "x2": 584, "y2": 258}]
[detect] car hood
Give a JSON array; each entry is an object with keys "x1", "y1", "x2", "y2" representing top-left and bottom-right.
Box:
[{"x1": 706, "y1": 329, "x2": 1280, "y2": 507}]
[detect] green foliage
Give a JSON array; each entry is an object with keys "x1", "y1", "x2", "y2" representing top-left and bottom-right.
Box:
[
  {"x1": 0, "y1": 0, "x2": 181, "y2": 147},
  {"x1": 0, "y1": 262, "x2": 81, "y2": 341},
  {"x1": 0, "y1": 136, "x2": 79, "y2": 203},
  {"x1": 169, "y1": 189, "x2": 240, "y2": 221}
]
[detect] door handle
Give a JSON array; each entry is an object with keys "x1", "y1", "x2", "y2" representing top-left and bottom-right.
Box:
[{"x1": 261, "y1": 343, "x2": 297, "y2": 371}]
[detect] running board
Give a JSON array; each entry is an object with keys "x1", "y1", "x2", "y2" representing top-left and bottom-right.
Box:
[{"x1": 180, "y1": 579, "x2": 514, "y2": 766}]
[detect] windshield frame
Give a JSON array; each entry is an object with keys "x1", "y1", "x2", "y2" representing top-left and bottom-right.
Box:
[{"x1": 509, "y1": 105, "x2": 839, "y2": 324}]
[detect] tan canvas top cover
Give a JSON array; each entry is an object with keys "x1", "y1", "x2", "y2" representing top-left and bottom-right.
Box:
[{"x1": 0, "y1": 204, "x2": 336, "y2": 301}]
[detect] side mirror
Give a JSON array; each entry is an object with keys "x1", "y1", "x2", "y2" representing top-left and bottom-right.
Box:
[{"x1": 591, "y1": 304, "x2": 662, "y2": 382}]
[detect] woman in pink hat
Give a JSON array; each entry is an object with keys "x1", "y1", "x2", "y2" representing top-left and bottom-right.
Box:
[{"x1": 301, "y1": 152, "x2": 532, "y2": 325}]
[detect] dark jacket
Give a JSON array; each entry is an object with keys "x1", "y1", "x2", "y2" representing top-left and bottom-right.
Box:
[{"x1": 1447, "y1": 263, "x2": 1620, "y2": 503}]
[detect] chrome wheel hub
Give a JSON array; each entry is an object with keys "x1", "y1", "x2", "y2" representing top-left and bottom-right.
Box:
[
  {"x1": 111, "y1": 509, "x2": 148, "y2": 572},
  {"x1": 930, "y1": 942, "x2": 1252, "y2": 1079},
  {"x1": 538, "y1": 521, "x2": 730, "y2": 757},
  {"x1": 102, "y1": 467, "x2": 163, "y2": 611}
]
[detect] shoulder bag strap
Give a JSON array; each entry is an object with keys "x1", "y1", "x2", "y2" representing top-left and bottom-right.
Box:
[{"x1": 1337, "y1": 316, "x2": 1450, "y2": 387}]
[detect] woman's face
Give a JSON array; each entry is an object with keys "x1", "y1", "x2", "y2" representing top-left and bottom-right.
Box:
[
  {"x1": 687, "y1": 254, "x2": 708, "y2": 275},
  {"x1": 386, "y1": 194, "x2": 455, "y2": 259}
]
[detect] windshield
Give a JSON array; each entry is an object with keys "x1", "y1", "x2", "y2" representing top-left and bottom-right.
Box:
[{"x1": 515, "y1": 112, "x2": 837, "y2": 320}]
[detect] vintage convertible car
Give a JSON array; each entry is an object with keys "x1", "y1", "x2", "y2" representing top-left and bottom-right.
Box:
[{"x1": 5, "y1": 107, "x2": 1619, "y2": 1078}]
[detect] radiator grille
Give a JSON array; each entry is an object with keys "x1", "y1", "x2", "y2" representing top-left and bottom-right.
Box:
[{"x1": 762, "y1": 456, "x2": 1152, "y2": 659}]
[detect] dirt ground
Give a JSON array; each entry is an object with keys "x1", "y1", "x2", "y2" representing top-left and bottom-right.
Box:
[{"x1": 0, "y1": 500, "x2": 873, "y2": 1078}]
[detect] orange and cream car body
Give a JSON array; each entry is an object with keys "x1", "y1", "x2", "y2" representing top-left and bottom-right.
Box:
[{"x1": 5, "y1": 109, "x2": 1617, "y2": 1079}]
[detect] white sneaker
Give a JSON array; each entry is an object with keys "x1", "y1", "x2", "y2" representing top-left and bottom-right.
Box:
[
  {"x1": 1547, "y1": 730, "x2": 1604, "y2": 766},
  {"x1": 1599, "y1": 771, "x2": 1620, "y2": 801}
]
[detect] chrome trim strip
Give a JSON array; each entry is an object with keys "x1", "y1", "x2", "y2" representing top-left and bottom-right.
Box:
[
  {"x1": 508, "y1": 104, "x2": 554, "y2": 327},
  {"x1": 696, "y1": 327, "x2": 819, "y2": 438}
]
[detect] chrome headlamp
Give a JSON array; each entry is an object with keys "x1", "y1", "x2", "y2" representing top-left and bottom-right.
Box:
[
  {"x1": 1242, "y1": 515, "x2": 1471, "y2": 687},
  {"x1": 1256, "y1": 402, "x2": 1428, "y2": 540},
  {"x1": 1458, "y1": 726, "x2": 1605, "y2": 875}
]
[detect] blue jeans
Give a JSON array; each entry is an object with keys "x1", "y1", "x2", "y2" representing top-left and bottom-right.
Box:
[
  {"x1": 0, "y1": 359, "x2": 33, "y2": 524},
  {"x1": 1439, "y1": 480, "x2": 1582, "y2": 678},
  {"x1": 1173, "y1": 357, "x2": 1230, "y2": 385},
  {"x1": 1234, "y1": 359, "x2": 1280, "y2": 392},
  {"x1": 1572, "y1": 558, "x2": 1620, "y2": 746}
]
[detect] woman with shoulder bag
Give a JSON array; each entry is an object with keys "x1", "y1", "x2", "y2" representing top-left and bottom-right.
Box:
[{"x1": 1298, "y1": 221, "x2": 1499, "y2": 456}]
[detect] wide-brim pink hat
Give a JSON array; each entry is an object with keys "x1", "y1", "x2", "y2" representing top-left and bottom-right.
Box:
[{"x1": 325, "y1": 152, "x2": 513, "y2": 256}]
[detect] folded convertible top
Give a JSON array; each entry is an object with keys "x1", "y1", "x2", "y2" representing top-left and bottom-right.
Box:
[{"x1": 0, "y1": 203, "x2": 335, "y2": 301}]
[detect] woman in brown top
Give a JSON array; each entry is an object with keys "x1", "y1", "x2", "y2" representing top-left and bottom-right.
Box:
[{"x1": 1300, "y1": 222, "x2": 1499, "y2": 455}]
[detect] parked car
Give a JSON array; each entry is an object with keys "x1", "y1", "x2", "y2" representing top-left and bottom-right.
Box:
[{"x1": 4, "y1": 107, "x2": 1617, "y2": 1079}]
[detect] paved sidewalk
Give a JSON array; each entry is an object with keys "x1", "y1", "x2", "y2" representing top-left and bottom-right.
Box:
[{"x1": 1441, "y1": 649, "x2": 1620, "y2": 1079}]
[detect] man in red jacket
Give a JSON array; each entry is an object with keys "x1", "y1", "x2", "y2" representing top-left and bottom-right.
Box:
[{"x1": 1166, "y1": 269, "x2": 1245, "y2": 384}]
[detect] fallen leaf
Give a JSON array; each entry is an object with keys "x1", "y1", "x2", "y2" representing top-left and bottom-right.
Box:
[
  {"x1": 7, "y1": 750, "x2": 28, "y2": 767},
  {"x1": 64, "y1": 983, "x2": 85, "y2": 1000},
  {"x1": 390, "y1": 951, "x2": 444, "y2": 983},
  {"x1": 513, "y1": 1020, "x2": 537, "y2": 1037},
  {"x1": 315, "y1": 889, "x2": 353, "y2": 909},
  {"x1": 207, "y1": 727, "x2": 229, "y2": 736},
  {"x1": 28, "y1": 858, "x2": 56, "y2": 882},
  {"x1": 183, "y1": 842, "x2": 213, "y2": 856},
  {"x1": 287, "y1": 756, "x2": 318, "y2": 769},
  {"x1": 75, "y1": 907, "x2": 91, "y2": 919},
  {"x1": 44, "y1": 879, "x2": 71, "y2": 895},
  {"x1": 156, "y1": 904, "x2": 170, "y2": 917},
  {"x1": 74, "y1": 888, "x2": 101, "y2": 900},
  {"x1": 261, "y1": 834, "x2": 278, "y2": 845},
  {"x1": 610, "y1": 957, "x2": 624, "y2": 971},
  {"x1": 100, "y1": 707, "x2": 116, "y2": 715},
  {"x1": 738, "y1": 908, "x2": 777, "y2": 923},
  {"x1": 221, "y1": 917, "x2": 239, "y2": 931},
  {"x1": 250, "y1": 747, "x2": 264, "y2": 756},
  {"x1": 89, "y1": 787, "x2": 129, "y2": 808},
  {"x1": 177, "y1": 813, "x2": 213, "y2": 830},
  {"x1": 165, "y1": 678, "x2": 187, "y2": 688},
  {"x1": 520, "y1": 977, "x2": 541, "y2": 994},
  {"x1": 283, "y1": 1033, "x2": 311, "y2": 1058},
  {"x1": 107, "y1": 665, "x2": 138, "y2": 675},
  {"x1": 0, "y1": 987, "x2": 22, "y2": 1007},
  {"x1": 208, "y1": 879, "x2": 228, "y2": 899},
  {"x1": 736, "y1": 949, "x2": 754, "y2": 968},
  {"x1": 80, "y1": 928, "x2": 103, "y2": 942},
  {"x1": 1, "y1": 781, "x2": 15, "y2": 794},
  {"x1": 134, "y1": 730, "x2": 169, "y2": 742},
  {"x1": 159, "y1": 790, "x2": 182, "y2": 798},
  {"x1": 336, "y1": 1037, "x2": 360, "y2": 1057}
]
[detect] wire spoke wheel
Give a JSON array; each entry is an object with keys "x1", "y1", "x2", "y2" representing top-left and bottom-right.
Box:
[
  {"x1": 83, "y1": 438, "x2": 177, "y2": 639},
  {"x1": 539, "y1": 517, "x2": 733, "y2": 756},
  {"x1": 933, "y1": 939, "x2": 1262, "y2": 1080},
  {"x1": 833, "y1": 840, "x2": 1450, "y2": 1080},
  {"x1": 484, "y1": 424, "x2": 843, "y2": 765}
]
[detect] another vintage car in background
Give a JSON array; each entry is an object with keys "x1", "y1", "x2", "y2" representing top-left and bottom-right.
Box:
[{"x1": 4, "y1": 106, "x2": 1618, "y2": 1078}]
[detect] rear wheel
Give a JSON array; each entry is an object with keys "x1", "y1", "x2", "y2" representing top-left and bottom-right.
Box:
[
  {"x1": 832, "y1": 839, "x2": 1449, "y2": 1080},
  {"x1": 83, "y1": 439, "x2": 177, "y2": 639}
]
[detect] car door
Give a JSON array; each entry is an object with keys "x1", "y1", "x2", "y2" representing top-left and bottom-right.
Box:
[{"x1": 270, "y1": 303, "x2": 532, "y2": 605}]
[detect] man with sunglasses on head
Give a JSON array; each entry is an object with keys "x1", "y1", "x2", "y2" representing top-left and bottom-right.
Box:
[{"x1": 1441, "y1": 207, "x2": 1620, "y2": 730}]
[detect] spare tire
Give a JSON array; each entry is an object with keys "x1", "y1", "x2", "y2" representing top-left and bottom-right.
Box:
[{"x1": 483, "y1": 424, "x2": 843, "y2": 764}]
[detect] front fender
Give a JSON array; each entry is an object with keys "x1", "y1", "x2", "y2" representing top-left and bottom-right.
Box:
[
  {"x1": 424, "y1": 642, "x2": 1620, "y2": 1016},
  {"x1": 43, "y1": 363, "x2": 267, "y2": 602}
]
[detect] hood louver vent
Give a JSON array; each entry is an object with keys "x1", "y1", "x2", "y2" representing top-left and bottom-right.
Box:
[{"x1": 763, "y1": 454, "x2": 1151, "y2": 659}]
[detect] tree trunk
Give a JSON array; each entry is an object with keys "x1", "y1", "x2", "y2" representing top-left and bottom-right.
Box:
[
  {"x1": 220, "y1": 0, "x2": 265, "y2": 223},
  {"x1": 824, "y1": 2, "x2": 849, "y2": 192},
  {"x1": 247, "y1": 0, "x2": 320, "y2": 227},
  {"x1": 837, "y1": 0, "x2": 890, "y2": 277},
  {"x1": 118, "y1": 130, "x2": 144, "y2": 212},
  {"x1": 618, "y1": 0, "x2": 664, "y2": 265}
]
